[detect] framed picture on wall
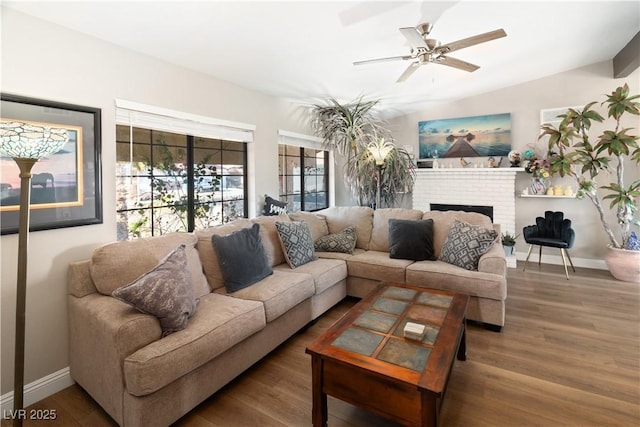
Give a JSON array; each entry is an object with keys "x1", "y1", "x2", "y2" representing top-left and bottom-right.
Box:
[
  {"x1": 0, "y1": 94, "x2": 103, "y2": 234},
  {"x1": 418, "y1": 113, "x2": 511, "y2": 160}
]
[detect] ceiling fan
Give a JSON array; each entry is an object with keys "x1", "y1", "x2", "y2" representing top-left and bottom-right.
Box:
[{"x1": 354, "y1": 23, "x2": 507, "y2": 82}]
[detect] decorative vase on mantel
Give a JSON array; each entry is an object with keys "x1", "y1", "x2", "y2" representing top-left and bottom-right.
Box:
[{"x1": 530, "y1": 178, "x2": 547, "y2": 195}]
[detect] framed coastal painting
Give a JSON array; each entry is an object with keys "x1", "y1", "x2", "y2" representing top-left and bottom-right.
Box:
[
  {"x1": 418, "y1": 113, "x2": 511, "y2": 159},
  {"x1": 0, "y1": 94, "x2": 103, "y2": 234}
]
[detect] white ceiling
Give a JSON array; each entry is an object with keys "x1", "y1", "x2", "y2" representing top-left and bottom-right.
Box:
[{"x1": 4, "y1": 1, "x2": 639, "y2": 118}]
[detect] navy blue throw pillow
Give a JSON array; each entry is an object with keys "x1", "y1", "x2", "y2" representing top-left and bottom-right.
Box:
[
  {"x1": 388, "y1": 219, "x2": 437, "y2": 261},
  {"x1": 212, "y1": 223, "x2": 273, "y2": 292}
]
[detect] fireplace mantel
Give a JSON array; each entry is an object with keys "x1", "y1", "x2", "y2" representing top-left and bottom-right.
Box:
[
  {"x1": 415, "y1": 167, "x2": 525, "y2": 174},
  {"x1": 413, "y1": 168, "x2": 519, "y2": 267}
]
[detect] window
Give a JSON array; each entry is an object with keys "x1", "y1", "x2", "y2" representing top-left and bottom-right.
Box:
[
  {"x1": 116, "y1": 125, "x2": 247, "y2": 240},
  {"x1": 278, "y1": 144, "x2": 329, "y2": 212}
]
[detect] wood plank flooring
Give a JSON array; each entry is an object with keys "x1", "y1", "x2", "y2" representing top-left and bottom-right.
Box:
[{"x1": 3, "y1": 262, "x2": 639, "y2": 426}]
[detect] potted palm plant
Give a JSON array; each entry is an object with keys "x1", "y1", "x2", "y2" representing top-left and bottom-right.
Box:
[
  {"x1": 539, "y1": 83, "x2": 640, "y2": 282},
  {"x1": 309, "y1": 97, "x2": 415, "y2": 208}
]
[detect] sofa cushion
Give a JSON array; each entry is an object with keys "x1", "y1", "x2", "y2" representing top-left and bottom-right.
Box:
[
  {"x1": 317, "y1": 206, "x2": 374, "y2": 250},
  {"x1": 275, "y1": 258, "x2": 347, "y2": 294},
  {"x1": 91, "y1": 232, "x2": 210, "y2": 299},
  {"x1": 123, "y1": 293, "x2": 265, "y2": 396},
  {"x1": 422, "y1": 210, "x2": 493, "y2": 258},
  {"x1": 112, "y1": 244, "x2": 196, "y2": 337},
  {"x1": 216, "y1": 270, "x2": 314, "y2": 322},
  {"x1": 252, "y1": 215, "x2": 290, "y2": 267},
  {"x1": 369, "y1": 208, "x2": 424, "y2": 252},
  {"x1": 195, "y1": 219, "x2": 254, "y2": 290},
  {"x1": 316, "y1": 247, "x2": 366, "y2": 261},
  {"x1": 288, "y1": 211, "x2": 329, "y2": 241},
  {"x1": 314, "y1": 225, "x2": 357, "y2": 254},
  {"x1": 406, "y1": 260, "x2": 506, "y2": 300},
  {"x1": 212, "y1": 223, "x2": 273, "y2": 292},
  {"x1": 347, "y1": 250, "x2": 414, "y2": 283},
  {"x1": 439, "y1": 220, "x2": 498, "y2": 271},
  {"x1": 389, "y1": 219, "x2": 436, "y2": 261},
  {"x1": 275, "y1": 221, "x2": 317, "y2": 268}
]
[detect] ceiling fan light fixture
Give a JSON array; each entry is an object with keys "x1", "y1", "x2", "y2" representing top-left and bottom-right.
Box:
[
  {"x1": 425, "y1": 39, "x2": 440, "y2": 50},
  {"x1": 355, "y1": 22, "x2": 506, "y2": 81},
  {"x1": 417, "y1": 22, "x2": 433, "y2": 37}
]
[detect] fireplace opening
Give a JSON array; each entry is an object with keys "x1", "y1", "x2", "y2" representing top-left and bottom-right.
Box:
[{"x1": 430, "y1": 204, "x2": 494, "y2": 222}]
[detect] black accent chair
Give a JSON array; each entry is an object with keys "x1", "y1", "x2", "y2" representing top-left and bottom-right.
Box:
[{"x1": 523, "y1": 211, "x2": 576, "y2": 279}]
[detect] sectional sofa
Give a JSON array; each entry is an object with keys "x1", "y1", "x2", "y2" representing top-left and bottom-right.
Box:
[{"x1": 67, "y1": 207, "x2": 506, "y2": 426}]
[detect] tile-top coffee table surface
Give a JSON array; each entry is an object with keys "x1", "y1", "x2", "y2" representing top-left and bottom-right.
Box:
[{"x1": 306, "y1": 282, "x2": 469, "y2": 427}]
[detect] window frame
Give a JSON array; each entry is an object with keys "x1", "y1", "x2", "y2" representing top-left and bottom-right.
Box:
[{"x1": 277, "y1": 130, "x2": 334, "y2": 213}]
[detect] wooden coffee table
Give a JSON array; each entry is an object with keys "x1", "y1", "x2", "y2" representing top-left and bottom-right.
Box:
[{"x1": 305, "y1": 282, "x2": 469, "y2": 427}]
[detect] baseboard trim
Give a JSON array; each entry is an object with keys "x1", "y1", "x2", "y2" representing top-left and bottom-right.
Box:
[
  {"x1": 0, "y1": 367, "x2": 73, "y2": 413},
  {"x1": 514, "y1": 251, "x2": 607, "y2": 270}
]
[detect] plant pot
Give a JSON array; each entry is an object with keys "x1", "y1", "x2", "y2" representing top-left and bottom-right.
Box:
[
  {"x1": 604, "y1": 245, "x2": 640, "y2": 283},
  {"x1": 503, "y1": 245, "x2": 514, "y2": 256}
]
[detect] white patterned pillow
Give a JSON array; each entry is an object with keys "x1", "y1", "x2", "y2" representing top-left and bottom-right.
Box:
[
  {"x1": 314, "y1": 225, "x2": 357, "y2": 254},
  {"x1": 439, "y1": 220, "x2": 498, "y2": 271},
  {"x1": 275, "y1": 221, "x2": 317, "y2": 268}
]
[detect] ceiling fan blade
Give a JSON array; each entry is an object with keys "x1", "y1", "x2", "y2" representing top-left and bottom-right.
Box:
[
  {"x1": 439, "y1": 29, "x2": 506, "y2": 53},
  {"x1": 353, "y1": 55, "x2": 413, "y2": 66},
  {"x1": 399, "y1": 27, "x2": 428, "y2": 49},
  {"x1": 397, "y1": 62, "x2": 421, "y2": 82},
  {"x1": 437, "y1": 56, "x2": 480, "y2": 72}
]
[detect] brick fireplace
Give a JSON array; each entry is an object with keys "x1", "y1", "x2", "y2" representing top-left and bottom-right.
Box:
[{"x1": 412, "y1": 168, "x2": 519, "y2": 267}]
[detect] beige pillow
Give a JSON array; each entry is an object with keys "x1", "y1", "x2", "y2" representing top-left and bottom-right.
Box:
[
  {"x1": 112, "y1": 244, "x2": 196, "y2": 337},
  {"x1": 91, "y1": 233, "x2": 210, "y2": 298},
  {"x1": 251, "y1": 215, "x2": 291, "y2": 267},
  {"x1": 316, "y1": 206, "x2": 374, "y2": 250},
  {"x1": 288, "y1": 211, "x2": 329, "y2": 241}
]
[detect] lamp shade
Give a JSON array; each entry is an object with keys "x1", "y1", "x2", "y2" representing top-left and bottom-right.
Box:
[
  {"x1": 367, "y1": 138, "x2": 394, "y2": 165},
  {"x1": 0, "y1": 121, "x2": 68, "y2": 159}
]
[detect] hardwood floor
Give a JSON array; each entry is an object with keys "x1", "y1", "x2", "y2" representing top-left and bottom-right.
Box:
[{"x1": 4, "y1": 263, "x2": 639, "y2": 426}]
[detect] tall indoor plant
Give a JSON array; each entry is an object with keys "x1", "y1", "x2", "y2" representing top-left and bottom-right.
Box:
[
  {"x1": 539, "y1": 83, "x2": 640, "y2": 282},
  {"x1": 309, "y1": 97, "x2": 415, "y2": 208}
]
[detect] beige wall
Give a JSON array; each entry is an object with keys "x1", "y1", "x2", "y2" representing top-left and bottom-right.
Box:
[
  {"x1": 0, "y1": 8, "x2": 312, "y2": 396},
  {"x1": 388, "y1": 61, "x2": 640, "y2": 264}
]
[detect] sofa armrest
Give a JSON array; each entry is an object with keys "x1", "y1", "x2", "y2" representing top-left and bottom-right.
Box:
[
  {"x1": 477, "y1": 242, "x2": 507, "y2": 276},
  {"x1": 68, "y1": 292, "x2": 161, "y2": 424},
  {"x1": 68, "y1": 260, "x2": 98, "y2": 298}
]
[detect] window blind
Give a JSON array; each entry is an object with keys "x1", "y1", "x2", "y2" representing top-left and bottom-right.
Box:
[{"x1": 115, "y1": 99, "x2": 255, "y2": 142}]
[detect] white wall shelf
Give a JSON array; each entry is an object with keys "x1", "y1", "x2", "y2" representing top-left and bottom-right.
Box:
[{"x1": 519, "y1": 194, "x2": 576, "y2": 199}]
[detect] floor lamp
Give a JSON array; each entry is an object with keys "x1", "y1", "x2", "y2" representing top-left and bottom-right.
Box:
[
  {"x1": 0, "y1": 121, "x2": 68, "y2": 427},
  {"x1": 367, "y1": 138, "x2": 393, "y2": 209}
]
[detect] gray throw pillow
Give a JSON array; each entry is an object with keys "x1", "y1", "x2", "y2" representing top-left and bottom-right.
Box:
[
  {"x1": 388, "y1": 219, "x2": 436, "y2": 261},
  {"x1": 112, "y1": 244, "x2": 196, "y2": 337},
  {"x1": 275, "y1": 221, "x2": 317, "y2": 268},
  {"x1": 212, "y1": 223, "x2": 273, "y2": 292},
  {"x1": 314, "y1": 225, "x2": 357, "y2": 254},
  {"x1": 439, "y1": 220, "x2": 498, "y2": 271}
]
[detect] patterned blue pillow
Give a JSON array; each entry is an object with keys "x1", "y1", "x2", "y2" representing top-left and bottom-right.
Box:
[
  {"x1": 439, "y1": 220, "x2": 498, "y2": 271},
  {"x1": 275, "y1": 221, "x2": 317, "y2": 268},
  {"x1": 314, "y1": 225, "x2": 357, "y2": 254}
]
